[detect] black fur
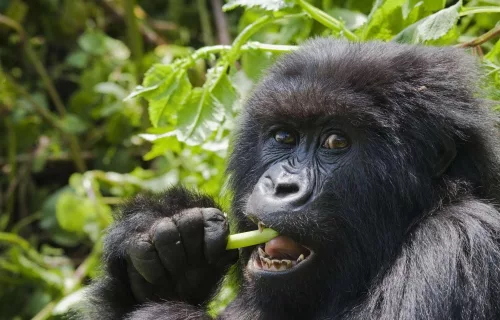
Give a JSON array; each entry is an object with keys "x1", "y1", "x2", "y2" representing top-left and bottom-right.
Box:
[{"x1": 84, "y1": 39, "x2": 500, "y2": 320}]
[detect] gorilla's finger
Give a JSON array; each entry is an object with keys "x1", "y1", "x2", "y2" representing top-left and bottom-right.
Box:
[
  {"x1": 173, "y1": 208, "x2": 204, "y2": 265},
  {"x1": 153, "y1": 217, "x2": 187, "y2": 277},
  {"x1": 127, "y1": 258, "x2": 154, "y2": 303},
  {"x1": 127, "y1": 234, "x2": 167, "y2": 284},
  {"x1": 202, "y1": 208, "x2": 232, "y2": 264}
]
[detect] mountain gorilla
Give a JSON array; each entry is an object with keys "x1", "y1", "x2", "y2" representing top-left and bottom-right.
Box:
[{"x1": 85, "y1": 39, "x2": 500, "y2": 319}]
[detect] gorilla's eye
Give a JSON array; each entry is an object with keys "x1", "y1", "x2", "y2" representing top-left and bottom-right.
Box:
[
  {"x1": 323, "y1": 134, "x2": 349, "y2": 150},
  {"x1": 274, "y1": 130, "x2": 296, "y2": 145}
]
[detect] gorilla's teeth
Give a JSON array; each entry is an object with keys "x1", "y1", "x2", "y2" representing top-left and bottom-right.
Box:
[
  {"x1": 297, "y1": 254, "x2": 305, "y2": 263},
  {"x1": 263, "y1": 257, "x2": 271, "y2": 268},
  {"x1": 282, "y1": 259, "x2": 292, "y2": 268},
  {"x1": 272, "y1": 259, "x2": 281, "y2": 268},
  {"x1": 257, "y1": 221, "x2": 266, "y2": 232},
  {"x1": 258, "y1": 247, "x2": 266, "y2": 258}
]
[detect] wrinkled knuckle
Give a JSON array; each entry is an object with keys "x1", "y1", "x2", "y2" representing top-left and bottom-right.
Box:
[
  {"x1": 152, "y1": 218, "x2": 179, "y2": 243},
  {"x1": 202, "y1": 208, "x2": 226, "y2": 222},
  {"x1": 127, "y1": 234, "x2": 153, "y2": 257}
]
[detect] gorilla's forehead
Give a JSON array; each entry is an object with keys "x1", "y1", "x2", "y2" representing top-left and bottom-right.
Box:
[{"x1": 244, "y1": 39, "x2": 475, "y2": 129}]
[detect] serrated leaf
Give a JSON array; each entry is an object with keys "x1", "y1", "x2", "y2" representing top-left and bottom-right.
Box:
[
  {"x1": 212, "y1": 73, "x2": 238, "y2": 114},
  {"x1": 126, "y1": 64, "x2": 177, "y2": 101},
  {"x1": 393, "y1": 1, "x2": 461, "y2": 43},
  {"x1": 168, "y1": 73, "x2": 192, "y2": 107},
  {"x1": 223, "y1": 0, "x2": 293, "y2": 11},
  {"x1": 149, "y1": 72, "x2": 192, "y2": 127},
  {"x1": 143, "y1": 64, "x2": 176, "y2": 91},
  {"x1": 176, "y1": 88, "x2": 225, "y2": 145}
]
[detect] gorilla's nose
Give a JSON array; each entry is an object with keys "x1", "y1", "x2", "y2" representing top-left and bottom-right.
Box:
[{"x1": 247, "y1": 165, "x2": 313, "y2": 215}]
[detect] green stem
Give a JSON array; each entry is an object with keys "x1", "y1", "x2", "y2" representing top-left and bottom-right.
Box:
[
  {"x1": 197, "y1": 0, "x2": 215, "y2": 45},
  {"x1": 0, "y1": 232, "x2": 46, "y2": 265},
  {"x1": 226, "y1": 228, "x2": 279, "y2": 250},
  {"x1": 23, "y1": 38, "x2": 67, "y2": 116},
  {"x1": 124, "y1": 0, "x2": 145, "y2": 80},
  {"x1": 459, "y1": 6, "x2": 500, "y2": 16},
  {"x1": 3, "y1": 119, "x2": 16, "y2": 230},
  {"x1": 190, "y1": 42, "x2": 298, "y2": 61},
  {"x1": 244, "y1": 41, "x2": 298, "y2": 53},
  {"x1": 31, "y1": 302, "x2": 56, "y2": 320},
  {"x1": 11, "y1": 212, "x2": 42, "y2": 234},
  {"x1": 0, "y1": 15, "x2": 67, "y2": 116},
  {"x1": 296, "y1": 0, "x2": 358, "y2": 41},
  {"x1": 228, "y1": 15, "x2": 273, "y2": 61},
  {"x1": 65, "y1": 238, "x2": 103, "y2": 293}
]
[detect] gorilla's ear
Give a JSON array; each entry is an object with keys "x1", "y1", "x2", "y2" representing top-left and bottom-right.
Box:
[{"x1": 433, "y1": 137, "x2": 457, "y2": 178}]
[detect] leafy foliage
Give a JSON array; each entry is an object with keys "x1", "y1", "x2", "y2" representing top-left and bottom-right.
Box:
[{"x1": 0, "y1": 0, "x2": 499, "y2": 318}]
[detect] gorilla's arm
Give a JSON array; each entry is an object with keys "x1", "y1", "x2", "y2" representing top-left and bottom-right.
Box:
[
  {"x1": 344, "y1": 199, "x2": 500, "y2": 320},
  {"x1": 85, "y1": 187, "x2": 237, "y2": 319}
]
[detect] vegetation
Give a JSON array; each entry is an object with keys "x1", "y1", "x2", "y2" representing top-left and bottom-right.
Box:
[{"x1": 0, "y1": 0, "x2": 499, "y2": 318}]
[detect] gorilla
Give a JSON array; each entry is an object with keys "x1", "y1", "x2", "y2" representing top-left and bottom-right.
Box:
[{"x1": 85, "y1": 39, "x2": 500, "y2": 320}]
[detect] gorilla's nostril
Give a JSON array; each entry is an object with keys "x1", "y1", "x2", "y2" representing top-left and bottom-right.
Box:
[{"x1": 275, "y1": 183, "x2": 300, "y2": 197}]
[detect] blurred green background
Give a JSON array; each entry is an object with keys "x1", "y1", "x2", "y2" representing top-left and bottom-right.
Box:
[{"x1": 0, "y1": 0, "x2": 499, "y2": 319}]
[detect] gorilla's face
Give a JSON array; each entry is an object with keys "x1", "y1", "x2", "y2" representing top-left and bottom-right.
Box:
[{"x1": 244, "y1": 121, "x2": 357, "y2": 274}]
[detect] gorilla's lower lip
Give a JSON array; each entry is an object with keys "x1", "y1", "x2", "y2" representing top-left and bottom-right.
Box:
[{"x1": 247, "y1": 237, "x2": 313, "y2": 273}]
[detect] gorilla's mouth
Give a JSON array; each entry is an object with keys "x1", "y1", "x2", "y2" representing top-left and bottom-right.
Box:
[{"x1": 249, "y1": 235, "x2": 312, "y2": 272}]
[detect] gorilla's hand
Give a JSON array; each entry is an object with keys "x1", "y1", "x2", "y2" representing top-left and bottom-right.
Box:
[{"x1": 125, "y1": 207, "x2": 237, "y2": 304}]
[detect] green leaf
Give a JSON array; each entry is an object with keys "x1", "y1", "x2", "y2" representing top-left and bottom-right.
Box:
[
  {"x1": 65, "y1": 51, "x2": 89, "y2": 69},
  {"x1": 212, "y1": 73, "x2": 238, "y2": 114},
  {"x1": 78, "y1": 30, "x2": 108, "y2": 55},
  {"x1": 362, "y1": 0, "x2": 407, "y2": 40},
  {"x1": 56, "y1": 192, "x2": 95, "y2": 234},
  {"x1": 241, "y1": 49, "x2": 275, "y2": 82},
  {"x1": 423, "y1": 0, "x2": 445, "y2": 12},
  {"x1": 59, "y1": 114, "x2": 88, "y2": 135},
  {"x1": 143, "y1": 64, "x2": 175, "y2": 87},
  {"x1": 149, "y1": 72, "x2": 192, "y2": 127},
  {"x1": 176, "y1": 88, "x2": 225, "y2": 145},
  {"x1": 223, "y1": 0, "x2": 293, "y2": 12},
  {"x1": 94, "y1": 82, "x2": 128, "y2": 99},
  {"x1": 393, "y1": 1, "x2": 462, "y2": 43}
]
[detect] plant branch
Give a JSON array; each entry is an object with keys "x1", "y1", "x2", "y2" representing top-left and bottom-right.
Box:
[
  {"x1": 456, "y1": 25, "x2": 500, "y2": 48},
  {"x1": 296, "y1": 0, "x2": 358, "y2": 41}
]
